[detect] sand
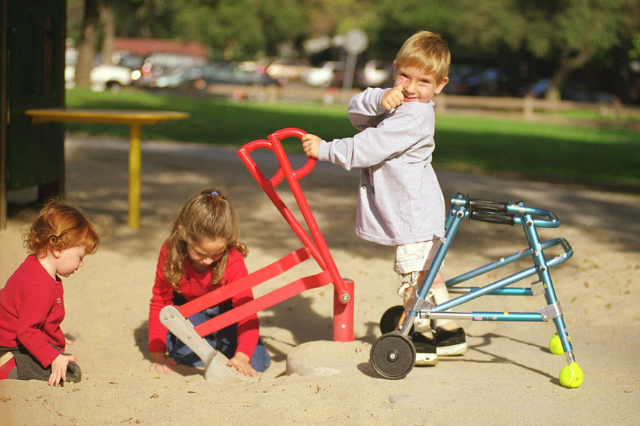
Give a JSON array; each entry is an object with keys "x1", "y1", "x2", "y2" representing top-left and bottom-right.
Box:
[{"x1": 1, "y1": 133, "x2": 639, "y2": 425}]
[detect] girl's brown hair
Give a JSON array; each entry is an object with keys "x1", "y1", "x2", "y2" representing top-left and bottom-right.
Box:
[
  {"x1": 24, "y1": 200, "x2": 99, "y2": 258},
  {"x1": 163, "y1": 187, "x2": 247, "y2": 292}
]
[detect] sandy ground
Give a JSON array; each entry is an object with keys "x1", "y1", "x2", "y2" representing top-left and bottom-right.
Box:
[{"x1": 1, "y1": 133, "x2": 639, "y2": 426}]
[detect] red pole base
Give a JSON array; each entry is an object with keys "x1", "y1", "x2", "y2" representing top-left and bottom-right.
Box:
[{"x1": 333, "y1": 279, "x2": 355, "y2": 342}]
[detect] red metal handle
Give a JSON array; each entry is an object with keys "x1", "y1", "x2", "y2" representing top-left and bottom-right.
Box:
[
  {"x1": 269, "y1": 128, "x2": 316, "y2": 181},
  {"x1": 240, "y1": 139, "x2": 286, "y2": 187},
  {"x1": 240, "y1": 128, "x2": 316, "y2": 187}
]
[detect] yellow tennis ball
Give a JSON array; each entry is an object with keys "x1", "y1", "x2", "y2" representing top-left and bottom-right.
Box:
[
  {"x1": 559, "y1": 362, "x2": 584, "y2": 388},
  {"x1": 549, "y1": 333, "x2": 564, "y2": 355}
]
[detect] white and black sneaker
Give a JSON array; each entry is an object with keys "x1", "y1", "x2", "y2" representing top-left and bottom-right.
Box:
[
  {"x1": 410, "y1": 332, "x2": 439, "y2": 366},
  {"x1": 432, "y1": 327, "x2": 469, "y2": 356}
]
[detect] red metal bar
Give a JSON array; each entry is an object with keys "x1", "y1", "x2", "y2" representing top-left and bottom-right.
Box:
[
  {"x1": 176, "y1": 247, "x2": 311, "y2": 318},
  {"x1": 195, "y1": 271, "x2": 333, "y2": 338},
  {"x1": 268, "y1": 129, "x2": 350, "y2": 301},
  {"x1": 333, "y1": 279, "x2": 355, "y2": 341}
]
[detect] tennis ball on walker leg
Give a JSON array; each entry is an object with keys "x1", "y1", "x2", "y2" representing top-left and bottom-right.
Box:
[
  {"x1": 559, "y1": 362, "x2": 584, "y2": 388},
  {"x1": 549, "y1": 333, "x2": 564, "y2": 355}
]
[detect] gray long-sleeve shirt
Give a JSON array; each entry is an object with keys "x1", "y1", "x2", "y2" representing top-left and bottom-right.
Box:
[{"x1": 318, "y1": 88, "x2": 445, "y2": 246}]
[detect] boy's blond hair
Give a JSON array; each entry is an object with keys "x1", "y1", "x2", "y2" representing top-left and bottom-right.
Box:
[{"x1": 394, "y1": 31, "x2": 450, "y2": 83}]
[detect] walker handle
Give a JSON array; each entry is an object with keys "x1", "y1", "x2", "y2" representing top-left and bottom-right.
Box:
[
  {"x1": 451, "y1": 194, "x2": 562, "y2": 228},
  {"x1": 468, "y1": 198, "x2": 509, "y2": 213},
  {"x1": 469, "y1": 210, "x2": 515, "y2": 226}
]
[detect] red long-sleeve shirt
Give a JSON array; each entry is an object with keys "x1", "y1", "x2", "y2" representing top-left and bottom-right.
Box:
[
  {"x1": 0, "y1": 255, "x2": 66, "y2": 368},
  {"x1": 148, "y1": 243, "x2": 259, "y2": 359}
]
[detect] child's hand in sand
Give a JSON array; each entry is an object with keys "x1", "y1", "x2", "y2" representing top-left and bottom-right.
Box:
[
  {"x1": 149, "y1": 352, "x2": 178, "y2": 375},
  {"x1": 301, "y1": 134, "x2": 321, "y2": 159},
  {"x1": 227, "y1": 352, "x2": 259, "y2": 377},
  {"x1": 49, "y1": 354, "x2": 77, "y2": 387}
]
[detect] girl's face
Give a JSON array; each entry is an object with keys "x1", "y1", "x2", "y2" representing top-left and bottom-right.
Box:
[
  {"x1": 186, "y1": 238, "x2": 227, "y2": 273},
  {"x1": 54, "y1": 245, "x2": 87, "y2": 278}
]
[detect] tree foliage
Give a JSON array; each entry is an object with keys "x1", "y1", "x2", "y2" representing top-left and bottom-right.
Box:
[
  {"x1": 68, "y1": 0, "x2": 640, "y2": 101},
  {"x1": 170, "y1": 0, "x2": 309, "y2": 59},
  {"x1": 446, "y1": 0, "x2": 637, "y2": 99}
]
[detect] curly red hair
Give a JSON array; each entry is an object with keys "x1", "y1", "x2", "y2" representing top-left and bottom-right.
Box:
[{"x1": 24, "y1": 200, "x2": 99, "y2": 258}]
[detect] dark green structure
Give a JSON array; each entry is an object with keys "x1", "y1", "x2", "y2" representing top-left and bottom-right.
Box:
[{"x1": 1, "y1": 0, "x2": 66, "y2": 228}]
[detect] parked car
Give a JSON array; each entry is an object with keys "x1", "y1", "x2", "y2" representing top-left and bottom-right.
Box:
[
  {"x1": 189, "y1": 62, "x2": 277, "y2": 87},
  {"x1": 302, "y1": 61, "x2": 345, "y2": 87},
  {"x1": 149, "y1": 62, "x2": 277, "y2": 100},
  {"x1": 151, "y1": 65, "x2": 206, "y2": 89},
  {"x1": 266, "y1": 59, "x2": 311, "y2": 84},
  {"x1": 114, "y1": 52, "x2": 144, "y2": 71},
  {"x1": 362, "y1": 60, "x2": 393, "y2": 87},
  {"x1": 65, "y1": 48, "x2": 133, "y2": 92},
  {"x1": 193, "y1": 62, "x2": 279, "y2": 100},
  {"x1": 445, "y1": 65, "x2": 499, "y2": 96},
  {"x1": 112, "y1": 51, "x2": 145, "y2": 82},
  {"x1": 524, "y1": 79, "x2": 617, "y2": 103},
  {"x1": 136, "y1": 52, "x2": 207, "y2": 87}
]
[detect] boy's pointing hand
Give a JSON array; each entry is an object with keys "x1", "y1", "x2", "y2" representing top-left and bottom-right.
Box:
[{"x1": 381, "y1": 81, "x2": 405, "y2": 110}]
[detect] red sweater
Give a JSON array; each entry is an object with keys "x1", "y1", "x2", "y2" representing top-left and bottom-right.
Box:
[
  {"x1": 0, "y1": 255, "x2": 66, "y2": 368},
  {"x1": 148, "y1": 244, "x2": 259, "y2": 359}
]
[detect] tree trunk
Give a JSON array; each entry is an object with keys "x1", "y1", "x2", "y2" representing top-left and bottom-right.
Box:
[
  {"x1": 75, "y1": 0, "x2": 100, "y2": 88},
  {"x1": 545, "y1": 48, "x2": 595, "y2": 101},
  {"x1": 99, "y1": 0, "x2": 115, "y2": 65}
]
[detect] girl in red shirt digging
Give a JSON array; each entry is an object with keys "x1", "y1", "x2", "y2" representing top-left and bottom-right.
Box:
[
  {"x1": 148, "y1": 187, "x2": 270, "y2": 377},
  {"x1": 0, "y1": 200, "x2": 99, "y2": 386}
]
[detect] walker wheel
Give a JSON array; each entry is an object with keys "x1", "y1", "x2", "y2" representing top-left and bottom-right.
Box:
[
  {"x1": 380, "y1": 305, "x2": 415, "y2": 335},
  {"x1": 370, "y1": 332, "x2": 416, "y2": 380}
]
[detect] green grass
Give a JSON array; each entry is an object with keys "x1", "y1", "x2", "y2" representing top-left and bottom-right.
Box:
[
  {"x1": 66, "y1": 89, "x2": 640, "y2": 191},
  {"x1": 65, "y1": 89, "x2": 358, "y2": 145}
]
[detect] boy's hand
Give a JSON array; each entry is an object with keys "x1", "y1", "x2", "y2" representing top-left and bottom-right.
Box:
[
  {"x1": 149, "y1": 352, "x2": 177, "y2": 375},
  {"x1": 301, "y1": 134, "x2": 321, "y2": 159},
  {"x1": 49, "y1": 353, "x2": 76, "y2": 387},
  {"x1": 227, "y1": 352, "x2": 259, "y2": 377},
  {"x1": 381, "y1": 82, "x2": 405, "y2": 110}
]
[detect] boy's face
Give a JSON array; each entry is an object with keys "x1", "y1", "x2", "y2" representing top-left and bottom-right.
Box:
[{"x1": 392, "y1": 64, "x2": 448, "y2": 104}]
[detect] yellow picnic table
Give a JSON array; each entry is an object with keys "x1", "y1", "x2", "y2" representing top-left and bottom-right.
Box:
[{"x1": 25, "y1": 108, "x2": 190, "y2": 229}]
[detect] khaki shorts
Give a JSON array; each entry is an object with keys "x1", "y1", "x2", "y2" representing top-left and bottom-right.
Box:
[{"x1": 394, "y1": 239, "x2": 443, "y2": 275}]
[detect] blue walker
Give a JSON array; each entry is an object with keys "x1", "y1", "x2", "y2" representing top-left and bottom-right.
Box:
[{"x1": 370, "y1": 194, "x2": 584, "y2": 388}]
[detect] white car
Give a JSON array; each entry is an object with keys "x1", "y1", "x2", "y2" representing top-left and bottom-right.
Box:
[
  {"x1": 65, "y1": 49, "x2": 133, "y2": 92},
  {"x1": 363, "y1": 60, "x2": 392, "y2": 87},
  {"x1": 302, "y1": 61, "x2": 345, "y2": 87},
  {"x1": 266, "y1": 59, "x2": 311, "y2": 83}
]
